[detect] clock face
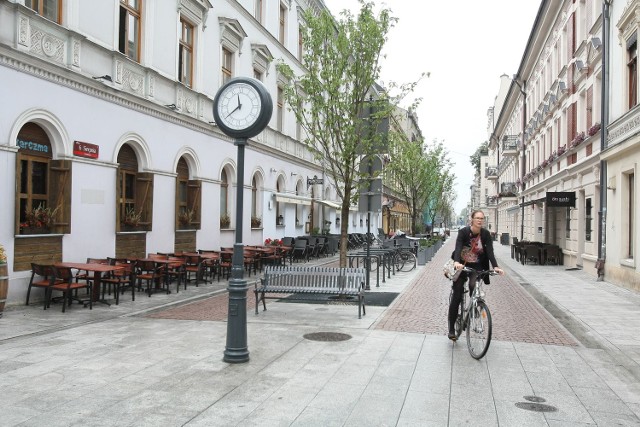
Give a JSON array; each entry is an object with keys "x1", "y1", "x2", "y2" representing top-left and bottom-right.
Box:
[
  {"x1": 217, "y1": 83, "x2": 262, "y2": 130},
  {"x1": 213, "y1": 78, "x2": 273, "y2": 139}
]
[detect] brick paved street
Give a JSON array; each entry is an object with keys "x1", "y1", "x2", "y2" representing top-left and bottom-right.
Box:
[
  {"x1": 148, "y1": 238, "x2": 577, "y2": 347},
  {"x1": 375, "y1": 237, "x2": 577, "y2": 346}
]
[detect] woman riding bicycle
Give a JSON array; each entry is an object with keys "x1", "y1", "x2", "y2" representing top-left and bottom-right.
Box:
[{"x1": 448, "y1": 210, "x2": 503, "y2": 341}]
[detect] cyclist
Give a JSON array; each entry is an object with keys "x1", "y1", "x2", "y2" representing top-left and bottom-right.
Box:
[{"x1": 448, "y1": 210, "x2": 504, "y2": 341}]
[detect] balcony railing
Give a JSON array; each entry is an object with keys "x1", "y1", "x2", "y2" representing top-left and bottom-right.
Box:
[
  {"x1": 502, "y1": 135, "x2": 519, "y2": 156},
  {"x1": 499, "y1": 182, "x2": 518, "y2": 197},
  {"x1": 485, "y1": 167, "x2": 498, "y2": 179}
]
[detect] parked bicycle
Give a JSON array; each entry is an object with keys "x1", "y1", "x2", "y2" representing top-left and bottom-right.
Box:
[
  {"x1": 393, "y1": 248, "x2": 417, "y2": 272},
  {"x1": 449, "y1": 267, "x2": 497, "y2": 359}
]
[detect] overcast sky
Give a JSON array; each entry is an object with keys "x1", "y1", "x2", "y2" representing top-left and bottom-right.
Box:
[{"x1": 321, "y1": 0, "x2": 541, "y2": 215}]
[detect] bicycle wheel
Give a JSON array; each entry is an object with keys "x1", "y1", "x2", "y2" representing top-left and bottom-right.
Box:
[
  {"x1": 367, "y1": 256, "x2": 378, "y2": 272},
  {"x1": 399, "y1": 252, "x2": 416, "y2": 272},
  {"x1": 466, "y1": 300, "x2": 492, "y2": 359},
  {"x1": 393, "y1": 252, "x2": 405, "y2": 272}
]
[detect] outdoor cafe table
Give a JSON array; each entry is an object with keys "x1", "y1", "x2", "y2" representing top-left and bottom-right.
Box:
[{"x1": 54, "y1": 262, "x2": 123, "y2": 305}]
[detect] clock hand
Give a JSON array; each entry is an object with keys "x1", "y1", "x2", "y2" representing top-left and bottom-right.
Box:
[{"x1": 225, "y1": 103, "x2": 241, "y2": 118}]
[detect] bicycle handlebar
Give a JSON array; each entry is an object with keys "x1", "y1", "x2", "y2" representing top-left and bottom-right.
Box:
[{"x1": 460, "y1": 267, "x2": 498, "y2": 276}]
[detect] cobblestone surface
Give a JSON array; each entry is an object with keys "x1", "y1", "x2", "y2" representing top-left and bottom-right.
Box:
[
  {"x1": 148, "y1": 239, "x2": 577, "y2": 346},
  {"x1": 374, "y1": 238, "x2": 578, "y2": 346}
]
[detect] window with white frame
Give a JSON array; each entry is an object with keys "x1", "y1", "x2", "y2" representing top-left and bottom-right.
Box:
[
  {"x1": 279, "y1": 3, "x2": 287, "y2": 45},
  {"x1": 624, "y1": 172, "x2": 635, "y2": 259}
]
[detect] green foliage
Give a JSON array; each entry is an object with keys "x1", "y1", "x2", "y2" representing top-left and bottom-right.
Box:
[
  {"x1": 470, "y1": 141, "x2": 488, "y2": 175},
  {"x1": 277, "y1": 1, "x2": 423, "y2": 264},
  {"x1": 385, "y1": 138, "x2": 455, "y2": 235}
]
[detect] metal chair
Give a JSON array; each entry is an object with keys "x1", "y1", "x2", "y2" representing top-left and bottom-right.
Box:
[{"x1": 47, "y1": 266, "x2": 93, "y2": 312}]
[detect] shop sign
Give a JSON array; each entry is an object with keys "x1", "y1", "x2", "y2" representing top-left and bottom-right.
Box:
[
  {"x1": 17, "y1": 138, "x2": 49, "y2": 154},
  {"x1": 73, "y1": 141, "x2": 99, "y2": 159},
  {"x1": 546, "y1": 191, "x2": 575, "y2": 207},
  {"x1": 307, "y1": 175, "x2": 323, "y2": 188}
]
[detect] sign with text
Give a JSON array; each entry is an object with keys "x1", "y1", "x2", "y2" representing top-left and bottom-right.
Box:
[
  {"x1": 73, "y1": 141, "x2": 99, "y2": 159},
  {"x1": 307, "y1": 175, "x2": 323, "y2": 188},
  {"x1": 546, "y1": 192, "x2": 575, "y2": 207}
]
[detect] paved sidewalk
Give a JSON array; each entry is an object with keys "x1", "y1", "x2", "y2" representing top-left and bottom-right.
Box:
[{"x1": 1, "y1": 236, "x2": 639, "y2": 426}]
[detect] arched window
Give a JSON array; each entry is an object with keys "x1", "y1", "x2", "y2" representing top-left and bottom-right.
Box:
[
  {"x1": 117, "y1": 143, "x2": 153, "y2": 231},
  {"x1": 251, "y1": 175, "x2": 258, "y2": 217},
  {"x1": 220, "y1": 168, "x2": 230, "y2": 228},
  {"x1": 175, "y1": 157, "x2": 201, "y2": 230},
  {"x1": 16, "y1": 123, "x2": 70, "y2": 235}
]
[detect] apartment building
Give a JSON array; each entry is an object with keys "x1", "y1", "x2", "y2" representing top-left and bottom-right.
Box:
[
  {"x1": 484, "y1": 0, "x2": 639, "y2": 290},
  {"x1": 0, "y1": 0, "x2": 372, "y2": 306}
]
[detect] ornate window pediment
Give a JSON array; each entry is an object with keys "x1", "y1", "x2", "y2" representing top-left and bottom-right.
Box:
[
  {"x1": 219, "y1": 17, "x2": 247, "y2": 53},
  {"x1": 179, "y1": 0, "x2": 212, "y2": 26},
  {"x1": 251, "y1": 44, "x2": 273, "y2": 75}
]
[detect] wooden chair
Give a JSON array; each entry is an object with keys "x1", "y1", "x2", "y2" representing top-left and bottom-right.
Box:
[
  {"x1": 101, "y1": 262, "x2": 135, "y2": 305},
  {"x1": 47, "y1": 266, "x2": 92, "y2": 312},
  {"x1": 134, "y1": 260, "x2": 166, "y2": 297},
  {"x1": 26, "y1": 263, "x2": 58, "y2": 308},
  {"x1": 184, "y1": 254, "x2": 204, "y2": 286}
]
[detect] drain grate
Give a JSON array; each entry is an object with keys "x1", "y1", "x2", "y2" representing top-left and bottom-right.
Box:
[
  {"x1": 515, "y1": 402, "x2": 558, "y2": 412},
  {"x1": 303, "y1": 332, "x2": 352, "y2": 342},
  {"x1": 523, "y1": 395, "x2": 546, "y2": 403},
  {"x1": 516, "y1": 395, "x2": 557, "y2": 412}
]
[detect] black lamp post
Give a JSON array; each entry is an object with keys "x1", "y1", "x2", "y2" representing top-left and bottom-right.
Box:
[
  {"x1": 213, "y1": 77, "x2": 273, "y2": 363},
  {"x1": 513, "y1": 77, "x2": 527, "y2": 241}
]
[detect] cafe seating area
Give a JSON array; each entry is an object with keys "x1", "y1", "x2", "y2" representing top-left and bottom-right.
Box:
[
  {"x1": 511, "y1": 238, "x2": 564, "y2": 266},
  {"x1": 23, "y1": 241, "x2": 312, "y2": 312}
]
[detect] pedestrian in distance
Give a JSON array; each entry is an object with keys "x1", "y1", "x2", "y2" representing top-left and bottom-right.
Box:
[{"x1": 448, "y1": 210, "x2": 504, "y2": 341}]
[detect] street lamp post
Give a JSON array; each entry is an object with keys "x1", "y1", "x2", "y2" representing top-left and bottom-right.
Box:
[{"x1": 513, "y1": 77, "x2": 527, "y2": 241}]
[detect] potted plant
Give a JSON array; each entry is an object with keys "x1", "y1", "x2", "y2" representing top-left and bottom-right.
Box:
[
  {"x1": 178, "y1": 208, "x2": 195, "y2": 228},
  {"x1": 20, "y1": 203, "x2": 60, "y2": 234},
  {"x1": 122, "y1": 206, "x2": 142, "y2": 231},
  {"x1": 251, "y1": 216, "x2": 262, "y2": 228},
  {"x1": 588, "y1": 122, "x2": 601, "y2": 136},
  {"x1": 220, "y1": 213, "x2": 231, "y2": 228}
]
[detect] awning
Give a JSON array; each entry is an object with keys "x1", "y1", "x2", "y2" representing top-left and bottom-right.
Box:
[
  {"x1": 315, "y1": 199, "x2": 341, "y2": 209},
  {"x1": 273, "y1": 192, "x2": 312, "y2": 206}
]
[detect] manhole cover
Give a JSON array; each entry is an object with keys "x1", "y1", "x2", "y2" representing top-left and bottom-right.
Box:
[
  {"x1": 303, "y1": 332, "x2": 352, "y2": 342},
  {"x1": 515, "y1": 402, "x2": 557, "y2": 412},
  {"x1": 523, "y1": 395, "x2": 546, "y2": 403}
]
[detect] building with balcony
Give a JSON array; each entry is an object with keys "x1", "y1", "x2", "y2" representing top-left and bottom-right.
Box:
[
  {"x1": 0, "y1": 0, "x2": 376, "y2": 306},
  {"x1": 483, "y1": 0, "x2": 640, "y2": 290}
]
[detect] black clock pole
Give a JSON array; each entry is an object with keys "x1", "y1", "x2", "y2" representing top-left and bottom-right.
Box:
[{"x1": 224, "y1": 136, "x2": 250, "y2": 363}]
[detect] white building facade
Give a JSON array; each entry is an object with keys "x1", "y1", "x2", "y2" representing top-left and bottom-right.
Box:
[
  {"x1": 0, "y1": 0, "x2": 371, "y2": 307},
  {"x1": 485, "y1": 0, "x2": 640, "y2": 291}
]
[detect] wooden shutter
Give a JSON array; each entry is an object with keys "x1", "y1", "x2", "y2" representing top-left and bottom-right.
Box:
[
  {"x1": 136, "y1": 172, "x2": 154, "y2": 231},
  {"x1": 188, "y1": 179, "x2": 202, "y2": 229},
  {"x1": 49, "y1": 159, "x2": 72, "y2": 234}
]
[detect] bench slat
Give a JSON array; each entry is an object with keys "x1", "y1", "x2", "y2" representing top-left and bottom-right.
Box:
[{"x1": 256, "y1": 266, "x2": 366, "y2": 318}]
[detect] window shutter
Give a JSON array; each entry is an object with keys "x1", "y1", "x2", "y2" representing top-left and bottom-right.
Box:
[
  {"x1": 49, "y1": 160, "x2": 72, "y2": 234},
  {"x1": 188, "y1": 179, "x2": 202, "y2": 229},
  {"x1": 136, "y1": 172, "x2": 154, "y2": 231}
]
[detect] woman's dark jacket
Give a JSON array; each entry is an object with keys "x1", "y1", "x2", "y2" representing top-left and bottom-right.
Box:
[{"x1": 452, "y1": 226, "x2": 498, "y2": 284}]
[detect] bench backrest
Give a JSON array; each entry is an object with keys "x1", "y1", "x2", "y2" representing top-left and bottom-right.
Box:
[{"x1": 263, "y1": 266, "x2": 365, "y2": 293}]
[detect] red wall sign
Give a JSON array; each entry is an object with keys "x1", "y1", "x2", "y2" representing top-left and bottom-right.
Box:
[{"x1": 73, "y1": 141, "x2": 99, "y2": 159}]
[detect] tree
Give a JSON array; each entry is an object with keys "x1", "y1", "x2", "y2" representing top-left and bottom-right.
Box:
[
  {"x1": 277, "y1": 1, "x2": 422, "y2": 266},
  {"x1": 385, "y1": 138, "x2": 454, "y2": 235},
  {"x1": 469, "y1": 141, "x2": 488, "y2": 175}
]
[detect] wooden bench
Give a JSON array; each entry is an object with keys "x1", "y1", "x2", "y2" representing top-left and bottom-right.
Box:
[{"x1": 255, "y1": 266, "x2": 366, "y2": 318}]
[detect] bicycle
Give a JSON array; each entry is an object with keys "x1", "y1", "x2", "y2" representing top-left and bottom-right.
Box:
[
  {"x1": 449, "y1": 267, "x2": 497, "y2": 359},
  {"x1": 393, "y1": 247, "x2": 416, "y2": 272}
]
